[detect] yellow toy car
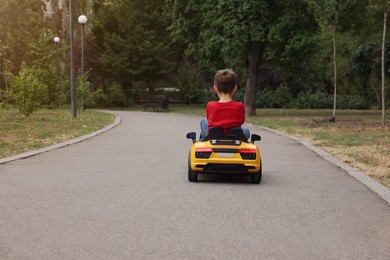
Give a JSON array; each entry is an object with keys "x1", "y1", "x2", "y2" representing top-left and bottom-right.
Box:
[{"x1": 186, "y1": 127, "x2": 262, "y2": 184}]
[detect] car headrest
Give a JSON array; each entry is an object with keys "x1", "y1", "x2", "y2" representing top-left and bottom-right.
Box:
[
  {"x1": 204, "y1": 127, "x2": 247, "y2": 142},
  {"x1": 203, "y1": 127, "x2": 223, "y2": 141},
  {"x1": 226, "y1": 127, "x2": 247, "y2": 141}
]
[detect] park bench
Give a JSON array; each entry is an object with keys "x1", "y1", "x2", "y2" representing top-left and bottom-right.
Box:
[{"x1": 141, "y1": 95, "x2": 169, "y2": 111}]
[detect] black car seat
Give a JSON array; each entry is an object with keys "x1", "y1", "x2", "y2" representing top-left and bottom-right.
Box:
[{"x1": 204, "y1": 127, "x2": 247, "y2": 142}]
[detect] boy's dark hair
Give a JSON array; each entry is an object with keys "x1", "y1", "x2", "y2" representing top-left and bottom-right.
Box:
[{"x1": 214, "y1": 69, "x2": 237, "y2": 94}]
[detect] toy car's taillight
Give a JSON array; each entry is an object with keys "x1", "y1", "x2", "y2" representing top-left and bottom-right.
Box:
[
  {"x1": 196, "y1": 148, "x2": 213, "y2": 152},
  {"x1": 239, "y1": 149, "x2": 256, "y2": 160},
  {"x1": 195, "y1": 148, "x2": 212, "y2": 159}
]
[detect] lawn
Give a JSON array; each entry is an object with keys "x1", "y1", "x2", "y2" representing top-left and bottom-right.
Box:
[
  {"x1": 0, "y1": 108, "x2": 115, "y2": 158},
  {"x1": 170, "y1": 105, "x2": 390, "y2": 188}
]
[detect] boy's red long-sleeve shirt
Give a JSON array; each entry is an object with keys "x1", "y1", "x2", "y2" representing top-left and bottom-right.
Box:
[{"x1": 206, "y1": 100, "x2": 245, "y2": 133}]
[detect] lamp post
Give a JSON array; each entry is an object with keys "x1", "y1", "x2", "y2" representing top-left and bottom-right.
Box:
[
  {"x1": 69, "y1": 0, "x2": 77, "y2": 118},
  {"x1": 78, "y1": 15, "x2": 87, "y2": 75},
  {"x1": 78, "y1": 15, "x2": 87, "y2": 111},
  {"x1": 53, "y1": 37, "x2": 60, "y2": 76}
]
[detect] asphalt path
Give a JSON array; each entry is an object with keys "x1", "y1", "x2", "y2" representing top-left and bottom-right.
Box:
[{"x1": 0, "y1": 111, "x2": 389, "y2": 259}]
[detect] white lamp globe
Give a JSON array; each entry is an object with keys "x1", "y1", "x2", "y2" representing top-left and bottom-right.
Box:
[
  {"x1": 78, "y1": 15, "x2": 88, "y2": 24},
  {"x1": 53, "y1": 37, "x2": 60, "y2": 43}
]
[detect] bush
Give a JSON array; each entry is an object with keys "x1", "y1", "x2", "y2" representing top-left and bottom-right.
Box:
[
  {"x1": 0, "y1": 88, "x2": 10, "y2": 107},
  {"x1": 9, "y1": 65, "x2": 48, "y2": 117},
  {"x1": 290, "y1": 92, "x2": 333, "y2": 109},
  {"x1": 337, "y1": 95, "x2": 369, "y2": 109},
  {"x1": 256, "y1": 86, "x2": 293, "y2": 108},
  {"x1": 94, "y1": 82, "x2": 127, "y2": 107},
  {"x1": 288, "y1": 92, "x2": 368, "y2": 109},
  {"x1": 76, "y1": 73, "x2": 105, "y2": 109},
  {"x1": 33, "y1": 65, "x2": 63, "y2": 108}
]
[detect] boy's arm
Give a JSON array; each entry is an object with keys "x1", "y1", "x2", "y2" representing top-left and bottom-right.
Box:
[
  {"x1": 206, "y1": 102, "x2": 210, "y2": 120},
  {"x1": 241, "y1": 102, "x2": 246, "y2": 124}
]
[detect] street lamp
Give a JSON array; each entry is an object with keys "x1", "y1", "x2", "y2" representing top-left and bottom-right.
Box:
[
  {"x1": 53, "y1": 37, "x2": 60, "y2": 76},
  {"x1": 78, "y1": 15, "x2": 87, "y2": 75},
  {"x1": 69, "y1": 0, "x2": 77, "y2": 118},
  {"x1": 78, "y1": 15, "x2": 87, "y2": 111}
]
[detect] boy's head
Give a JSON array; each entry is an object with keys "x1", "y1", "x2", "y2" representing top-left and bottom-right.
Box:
[{"x1": 214, "y1": 69, "x2": 237, "y2": 94}]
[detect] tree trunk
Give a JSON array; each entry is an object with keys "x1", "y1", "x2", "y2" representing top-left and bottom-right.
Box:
[
  {"x1": 244, "y1": 41, "x2": 261, "y2": 117},
  {"x1": 381, "y1": 8, "x2": 387, "y2": 127},
  {"x1": 330, "y1": 23, "x2": 337, "y2": 123}
]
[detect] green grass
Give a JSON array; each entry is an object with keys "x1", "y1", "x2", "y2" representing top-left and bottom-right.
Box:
[
  {"x1": 169, "y1": 106, "x2": 390, "y2": 188},
  {"x1": 0, "y1": 108, "x2": 115, "y2": 158}
]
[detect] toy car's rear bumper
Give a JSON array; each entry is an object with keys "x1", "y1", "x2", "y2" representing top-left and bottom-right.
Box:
[
  {"x1": 193, "y1": 163, "x2": 259, "y2": 173},
  {"x1": 189, "y1": 144, "x2": 261, "y2": 173}
]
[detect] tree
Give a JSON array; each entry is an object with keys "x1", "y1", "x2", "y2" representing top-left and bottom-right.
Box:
[
  {"x1": 167, "y1": 0, "x2": 270, "y2": 116},
  {"x1": 371, "y1": 0, "x2": 390, "y2": 127},
  {"x1": 265, "y1": 0, "x2": 319, "y2": 94},
  {"x1": 308, "y1": 0, "x2": 359, "y2": 122},
  {"x1": 92, "y1": 0, "x2": 173, "y2": 104},
  {"x1": 352, "y1": 42, "x2": 381, "y2": 105},
  {"x1": 0, "y1": 0, "x2": 50, "y2": 73}
]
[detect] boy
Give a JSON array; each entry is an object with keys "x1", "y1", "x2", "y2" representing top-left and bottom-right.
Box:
[{"x1": 200, "y1": 69, "x2": 250, "y2": 140}]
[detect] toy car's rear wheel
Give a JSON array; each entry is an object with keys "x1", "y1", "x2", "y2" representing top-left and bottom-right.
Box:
[
  {"x1": 250, "y1": 159, "x2": 262, "y2": 184},
  {"x1": 188, "y1": 153, "x2": 198, "y2": 182}
]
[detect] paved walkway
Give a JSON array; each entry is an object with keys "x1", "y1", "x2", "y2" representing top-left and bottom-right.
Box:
[{"x1": 0, "y1": 111, "x2": 389, "y2": 259}]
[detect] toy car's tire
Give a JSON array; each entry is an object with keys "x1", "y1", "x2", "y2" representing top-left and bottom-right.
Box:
[
  {"x1": 188, "y1": 168, "x2": 198, "y2": 182},
  {"x1": 250, "y1": 159, "x2": 262, "y2": 184},
  {"x1": 188, "y1": 153, "x2": 198, "y2": 182}
]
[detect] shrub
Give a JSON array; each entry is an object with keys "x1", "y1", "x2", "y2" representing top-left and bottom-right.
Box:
[
  {"x1": 337, "y1": 95, "x2": 369, "y2": 109},
  {"x1": 76, "y1": 73, "x2": 104, "y2": 109},
  {"x1": 94, "y1": 82, "x2": 127, "y2": 107},
  {"x1": 290, "y1": 92, "x2": 333, "y2": 109},
  {"x1": 33, "y1": 65, "x2": 63, "y2": 108},
  {"x1": 256, "y1": 86, "x2": 293, "y2": 108},
  {"x1": 288, "y1": 92, "x2": 368, "y2": 109},
  {"x1": 9, "y1": 65, "x2": 48, "y2": 117}
]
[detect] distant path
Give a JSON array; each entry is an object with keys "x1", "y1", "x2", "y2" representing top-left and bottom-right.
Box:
[{"x1": 0, "y1": 111, "x2": 389, "y2": 259}]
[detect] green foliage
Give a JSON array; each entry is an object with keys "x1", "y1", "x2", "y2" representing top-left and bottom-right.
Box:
[
  {"x1": 266, "y1": 0, "x2": 319, "y2": 92},
  {"x1": 167, "y1": 0, "x2": 270, "y2": 72},
  {"x1": 92, "y1": 0, "x2": 173, "y2": 96},
  {"x1": 77, "y1": 73, "x2": 92, "y2": 108},
  {"x1": 370, "y1": 0, "x2": 390, "y2": 11},
  {"x1": 94, "y1": 82, "x2": 127, "y2": 108},
  {"x1": 175, "y1": 62, "x2": 207, "y2": 104},
  {"x1": 254, "y1": 88, "x2": 368, "y2": 109},
  {"x1": 307, "y1": 0, "x2": 360, "y2": 27},
  {"x1": 256, "y1": 86, "x2": 293, "y2": 109},
  {"x1": 289, "y1": 93, "x2": 368, "y2": 109},
  {"x1": 36, "y1": 65, "x2": 64, "y2": 108},
  {"x1": 290, "y1": 92, "x2": 334, "y2": 109},
  {"x1": 77, "y1": 73, "x2": 111, "y2": 108},
  {"x1": 1, "y1": 0, "x2": 389, "y2": 112},
  {"x1": 337, "y1": 95, "x2": 369, "y2": 109},
  {"x1": 352, "y1": 41, "x2": 390, "y2": 106},
  {"x1": 0, "y1": 0, "x2": 50, "y2": 73},
  {"x1": 9, "y1": 65, "x2": 48, "y2": 117},
  {"x1": 353, "y1": 42, "x2": 380, "y2": 77},
  {"x1": 0, "y1": 88, "x2": 10, "y2": 107}
]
